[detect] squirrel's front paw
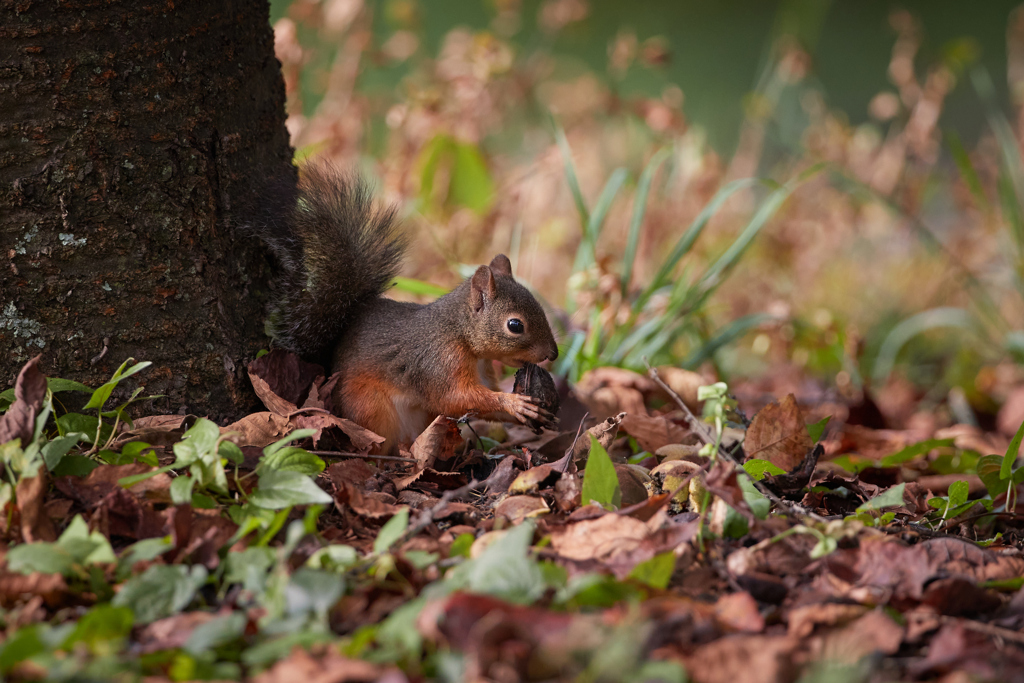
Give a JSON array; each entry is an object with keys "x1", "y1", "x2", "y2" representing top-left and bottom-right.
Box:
[{"x1": 505, "y1": 393, "x2": 556, "y2": 431}]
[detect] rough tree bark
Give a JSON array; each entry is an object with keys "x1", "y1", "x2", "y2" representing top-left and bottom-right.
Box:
[{"x1": 0, "y1": 0, "x2": 293, "y2": 420}]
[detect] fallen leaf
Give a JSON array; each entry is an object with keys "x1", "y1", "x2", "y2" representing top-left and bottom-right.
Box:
[
  {"x1": 0, "y1": 356, "x2": 46, "y2": 447},
  {"x1": 745, "y1": 394, "x2": 814, "y2": 471},
  {"x1": 620, "y1": 413, "x2": 690, "y2": 453},
  {"x1": 251, "y1": 646, "x2": 383, "y2": 683},
  {"x1": 494, "y1": 495, "x2": 549, "y2": 523},
  {"x1": 17, "y1": 470, "x2": 57, "y2": 542},
  {"x1": 684, "y1": 635, "x2": 798, "y2": 683},
  {"x1": 247, "y1": 349, "x2": 323, "y2": 416},
  {"x1": 410, "y1": 416, "x2": 462, "y2": 467},
  {"x1": 222, "y1": 411, "x2": 291, "y2": 447}
]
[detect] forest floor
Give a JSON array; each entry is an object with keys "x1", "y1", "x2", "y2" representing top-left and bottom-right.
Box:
[{"x1": 2, "y1": 350, "x2": 1024, "y2": 682}]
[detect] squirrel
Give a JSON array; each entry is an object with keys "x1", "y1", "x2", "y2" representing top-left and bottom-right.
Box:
[{"x1": 251, "y1": 161, "x2": 559, "y2": 454}]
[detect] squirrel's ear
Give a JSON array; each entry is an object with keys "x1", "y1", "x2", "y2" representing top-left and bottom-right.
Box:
[
  {"x1": 470, "y1": 265, "x2": 496, "y2": 313},
  {"x1": 489, "y1": 254, "x2": 512, "y2": 277}
]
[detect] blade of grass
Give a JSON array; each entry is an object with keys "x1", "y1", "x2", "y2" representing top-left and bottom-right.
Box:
[
  {"x1": 699, "y1": 163, "x2": 825, "y2": 292},
  {"x1": 871, "y1": 307, "x2": 976, "y2": 386},
  {"x1": 634, "y1": 177, "x2": 761, "y2": 316},
  {"x1": 682, "y1": 313, "x2": 774, "y2": 368},
  {"x1": 999, "y1": 418, "x2": 1024, "y2": 481},
  {"x1": 575, "y1": 168, "x2": 628, "y2": 272},
  {"x1": 622, "y1": 149, "x2": 670, "y2": 295},
  {"x1": 552, "y1": 118, "x2": 589, "y2": 225},
  {"x1": 946, "y1": 131, "x2": 989, "y2": 213}
]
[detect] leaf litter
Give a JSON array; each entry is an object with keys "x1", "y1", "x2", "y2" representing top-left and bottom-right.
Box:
[{"x1": 1, "y1": 353, "x2": 1024, "y2": 681}]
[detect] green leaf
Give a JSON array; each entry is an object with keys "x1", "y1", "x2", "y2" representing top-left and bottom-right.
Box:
[
  {"x1": 219, "y1": 440, "x2": 244, "y2": 465},
  {"x1": 51, "y1": 454, "x2": 99, "y2": 478},
  {"x1": 742, "y1": 459, "x2": 786, "y2": 481},
  {"x1": 856, "y1": 483, "x2": 906, "y2": 513},
  {"x1": 628, "y1": 551, "x2": 675, "y2": 589},
  {"x1": 445, "y1": 520, "x2": 544, "y2": 605},
  {"x1": 224, "y1": 547, "x2": 276, "y2": 594},
  {"x1": 0, "y1": 626, "x2": 47, "y2": 673},
  {"x1": 84, "y1": 359, "x2": 151, "y2": 410},
  {"x1": 807, "y1": 416, "x2": 831, "y2": 443},
  {"x1": 41, "y1": 434, "x2": 82, "y2": 471},
  {"x1": 56, "y1": 413, "x2": 108, "y2": 444},
  {"x1": 880, "y1": 438, "x2": 956, "y2": 468},
  {"x1": 170, "y1": 475, "x2": 195, "y2": 505},
  {"x1": 262, "y1": 429, "x2": 318, "y2": 457},
  {"x1": 117, "y1": 537, "x2": 173, "y2": 579},
  {"x1": 249, "y1": 469, "x2": 332, "y2": 509},
  {"x1": 307, "y1": 545, "x2": 359, "y2": 572},
  {"x1": 112, "y1": 564, "x2": 208, "y2": 624},
  {"x1": 46, "y1": 378, "x2": 92, "y2": 395},
  {"x1": 449, "y1": 533, "x2": 475, "y2": 558},
  {"x1": 1000, "y1": 418, "x2": 1024, "y2": 481},
  {"x1": 978, "y1": 454, "x2": 1008, "y2": 498},
  {"x1": 374, "y1": 507, "x2": 410, "y2": 554},
  {"x1": 62, "y1": 605, "x2": 134, "y2": 652},
  {"x1": 121, "y1": 441, "x2": 158, "y2": 467},
  {"x1": 6, "y1": 543, "x2": 75, "y2": 576},
  {"x1": 260, "y1": 446, "x2": 325, "y2": 475},
  {"x1": 947, "y1": 480, "x2": 970, "y2": 509},
  {"x1": 118, "y1": 464, "x2": 174, "y2": 488},
  {"x1": 172, "y1": 418, "x2": 221, "y2": 467},
  {"x1": 581, "y1": 435, "x2": 622, "y2": 509},
  {"x1": 184, "y1": 612, "x2": 247, "y2": 656},
  {"x1": 284, "y1": 569, "x2": 345, "y2": 622}
]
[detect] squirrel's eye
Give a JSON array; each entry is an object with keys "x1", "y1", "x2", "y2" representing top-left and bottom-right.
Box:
[{"x1": 507, "y1": 318, "x2": 524, "y2": 334}]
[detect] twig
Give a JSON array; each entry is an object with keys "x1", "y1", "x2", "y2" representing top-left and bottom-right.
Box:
[
  {"x1": 906, "y1": 610, "x2": 1024, "y2": 646},
  {"x1": 285, "y1": 407, "x2": 335, "y2": 418},
  {"x1": 646, "y1": 364, "x2": 827, "y2": 523},
  {"x1": 561, "y1": 412, "x2": 590, "y2": 473},
  {"x1": 310, "y1": 450, "x2": 417, "y2": 464},
  {"x1": 353, "y1": 479, "x2": 483, "y2": 571}
]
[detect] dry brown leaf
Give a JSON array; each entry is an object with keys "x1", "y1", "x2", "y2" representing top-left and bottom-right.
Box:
[
  {"x1": 135, "y1": 611, "x2": 218, "y2": 653},
  {"x1": 292, "y1": 411, "x2": 384, "y2": 451},
  {"x1": 247, "y1": 349, "x2": 323, "y2": 416},
  {"x1": 549, "y1": 513, "x2": 651, "y2": 562},
  {"x1": 0, "y1": 356, "x2": 45, "y2": 446},
  {"x1": 508, "y1": 465, "x2": 559, "y2": 495},
  {"x1": 251, "y1": 646, "x2": 382, "y2": 683},
  {"x1": 713, "y1": 591, "x2": 764, "y2": 633},
  {"x1": 222, "y1": 411, "x2": 291, "y2": 447},
  {"x1": 0, "y1": 571, "x2": 67, "y2": 608},
  {"x1": 744, "y1": 393, "x2": 813, "y2": 471},
  {"x1": 620, "y1": 413, "x2": 690, "y2": 453},
  {"x1": 410, "y1": 416, "x2": 462, "y2": 467},
  {"x1": 812, "y1": 609, "x2": 903, "y2": 664},
  {"x1": 17, "y1": 470, "x2": 57, "y2": 543},
  {"x1": 574, "y1": 366, "x2": 656, "y2": 418},
  {"x1": 684, "y1": 635, "x2": 798, "y2": 683},
  {"x1": 494, "y1": 495, "x2": 549, "y2": 523}
]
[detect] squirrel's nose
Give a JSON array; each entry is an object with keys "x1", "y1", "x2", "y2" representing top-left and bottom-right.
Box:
[{"x1": 548, "y1": 346, "x2": 559, "y2": 362}]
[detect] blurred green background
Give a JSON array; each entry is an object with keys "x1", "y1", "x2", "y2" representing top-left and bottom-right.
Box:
[{"x1": 268, "y1": 0, "x2": 1024, "y2": 431}]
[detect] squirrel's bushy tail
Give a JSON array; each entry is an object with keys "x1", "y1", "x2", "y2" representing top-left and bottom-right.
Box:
[{"x1": 250, "y1": 162, "x2": 405, "y2": 363}]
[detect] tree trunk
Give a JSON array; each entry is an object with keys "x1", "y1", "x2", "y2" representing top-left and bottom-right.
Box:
[{"x1": 0, "y1": 0, "x2": 293, "y2": 421}]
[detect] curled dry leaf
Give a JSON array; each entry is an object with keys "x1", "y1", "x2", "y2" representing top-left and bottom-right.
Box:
[
  {"x1": 0, "y1": 355, "x2": 46, "y2": 446},
  {"x1": 411, "y1": 415, "x2": 463, "y2": 468},
  {"x1": 744, "y1": 393, "x2": 814, "y2": 472},
  {"x1": 222, "y1": 411, "x2": 291, "y2": 448},
  {"x1": 810, "y1": 609, "x2": 903, "y2": 665},
  {"x1": 247, "y1": 349, "x2": 323, "y2": 416},
  {"x1": 292, "y1": 411, "x2": 384, "y2": 451},
  {"x1": 17, "y1": 470, "x2": 57, "y2": 543},
  {"x1": 508, "y1": 464, "x2": 559, "y2": 495},
  {"x1": 494, "y1": 495, "x2": 550, "y2": 523},
  {"x1": 0, "y1": 571, "x2": 67, "y2": 608}
]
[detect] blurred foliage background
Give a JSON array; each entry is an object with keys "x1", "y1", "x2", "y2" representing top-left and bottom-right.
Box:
[{"x1": 268, "y1": 0, "x2": 1024, "y2": 431}]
